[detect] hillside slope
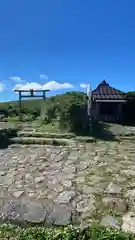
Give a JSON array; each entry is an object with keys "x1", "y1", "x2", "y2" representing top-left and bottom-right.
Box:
[{"x1": 0, "y1": 91, "x2": 86, "y2": 111}]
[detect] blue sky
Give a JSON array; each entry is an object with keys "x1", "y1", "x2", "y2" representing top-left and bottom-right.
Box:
[{"x1": 0, "y1": 0, "x2": 135, "y2": 101}]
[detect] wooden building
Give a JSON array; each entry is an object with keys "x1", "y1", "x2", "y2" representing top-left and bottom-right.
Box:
[{"x1": 91, "y1": 80, "x2": 126, "y2": 122}]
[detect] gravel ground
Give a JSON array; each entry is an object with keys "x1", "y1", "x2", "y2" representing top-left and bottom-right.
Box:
[{"x1": 0, "y1": 140, "x2": 135, "y2": 232}]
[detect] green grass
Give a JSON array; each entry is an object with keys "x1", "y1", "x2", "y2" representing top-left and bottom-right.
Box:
[
  {"x1": 0, "y1": 223, "x2": 133, "y2": 240},
  {"x1": 35, "y1": 121, "x2": 63, "y2": 133}
]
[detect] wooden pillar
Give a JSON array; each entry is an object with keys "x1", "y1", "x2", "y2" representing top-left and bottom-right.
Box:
[
  {"x1": 95, "y1": 102, "x2": 100, "y2": 120},
  {"x1": 19, "y1": 91, "x2": 22, "y2": 121},
  {"x1": 40, "y1": 91, "x2": 46, "y2": 120},
  {"x1": 117, "y1": 103, "x2": 122, "y2": 122},
  {"x1": 43, "y1": 91, "x2": 46, "y2": 101}
]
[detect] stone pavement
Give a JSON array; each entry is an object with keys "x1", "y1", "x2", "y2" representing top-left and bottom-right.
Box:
[{"x1": 0, "y1": 141, "x2": 135, "y2": 231}]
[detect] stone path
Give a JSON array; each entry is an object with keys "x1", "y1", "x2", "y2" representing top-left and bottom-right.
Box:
[{"x1": 0, "y1": 141, "x2": 135, "y2": 231}]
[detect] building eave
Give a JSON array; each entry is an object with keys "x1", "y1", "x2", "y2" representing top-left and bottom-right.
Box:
[{"x1": 95, "y1": 99, "x2": 126, "y2": 103}]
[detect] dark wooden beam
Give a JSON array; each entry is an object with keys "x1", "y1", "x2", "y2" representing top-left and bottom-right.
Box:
[
  {"x1": 14, "y1": 89, "x2": 50, "y2": 93},
  {"x1": 19, "y1": 95, "x2": 46, "y2": 98}
]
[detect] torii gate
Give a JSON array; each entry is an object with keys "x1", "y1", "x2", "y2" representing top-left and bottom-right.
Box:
[{"x1": 14, "y1": 88, "x2": 50, "y2": 121}]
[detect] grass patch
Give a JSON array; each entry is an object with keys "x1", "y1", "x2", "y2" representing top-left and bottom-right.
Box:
[
  {"x1": 0, "y1": 223, "x2": 133, "y2": 240},
  {"x1": 35, "y1": 121, "x2": 61, "y2": 133}
]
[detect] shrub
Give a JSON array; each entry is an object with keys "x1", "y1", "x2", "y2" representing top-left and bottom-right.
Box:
[
  {"x1": 0, "y1": 224, "x2": 133, "y2": 240},
  {"x1": 59, "y1": 102, "x2": 88, "y2": 133}
]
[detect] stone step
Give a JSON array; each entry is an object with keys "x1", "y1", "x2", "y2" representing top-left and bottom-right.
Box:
[
  {"x1": 116, "y1": 136, "x2": 135, "y2": 141},
  {"x1": 18, "y1": 131, "x2": 76, "y2": 138},
  {"x1": 10, "y1": 137, "x2": 76, "y2": 146},
  {"x1": 17, "y1": 131, "x2": 96, "y2": 142},
  {"x1": 21, "y1": 128, "x2": 35, "y2": 132}
]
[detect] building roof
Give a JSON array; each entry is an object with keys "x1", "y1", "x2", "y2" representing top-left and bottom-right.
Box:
[{"x1": 92, "y1": 80, "x2": 126, "y2": 101}]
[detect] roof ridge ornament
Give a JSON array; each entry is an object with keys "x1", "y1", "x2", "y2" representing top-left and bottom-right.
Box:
[{"x1": 101, "y1": 80, "x2": 108, "y2": 85}]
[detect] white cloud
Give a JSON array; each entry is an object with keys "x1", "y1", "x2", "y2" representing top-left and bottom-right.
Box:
[
  {"x1": 14, "y1": 84, "x2": 23, "y2": 90},
  {"x1": 42, "y1": 81, "x2": 74, "y2": 90},
  {"x1": 9, "y1": 76, "x2": 24, "y2": 83},
  {"x1": 80, "y1": 83, "x2": 88, "y2": 88},
  {"x1": 13, "y1": 81, "x2": 74, "y2": 91},
  {"x1": 13, "y1": 82, "x2": 42, "y2": 91},
  {"x1": 0, "y1": 82, "x2": 5, "y2": 92},
  {"x1": 40, "y1": 74, "x2": 48, "y2": 80}
]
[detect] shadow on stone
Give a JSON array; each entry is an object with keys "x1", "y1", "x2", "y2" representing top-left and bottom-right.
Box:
[
  {"x1": 74, "y1": 119, "x2": 116, "y2": 141},
  {"x1": 89, "y1": 120, "x2": 116, "y2": 141}
]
